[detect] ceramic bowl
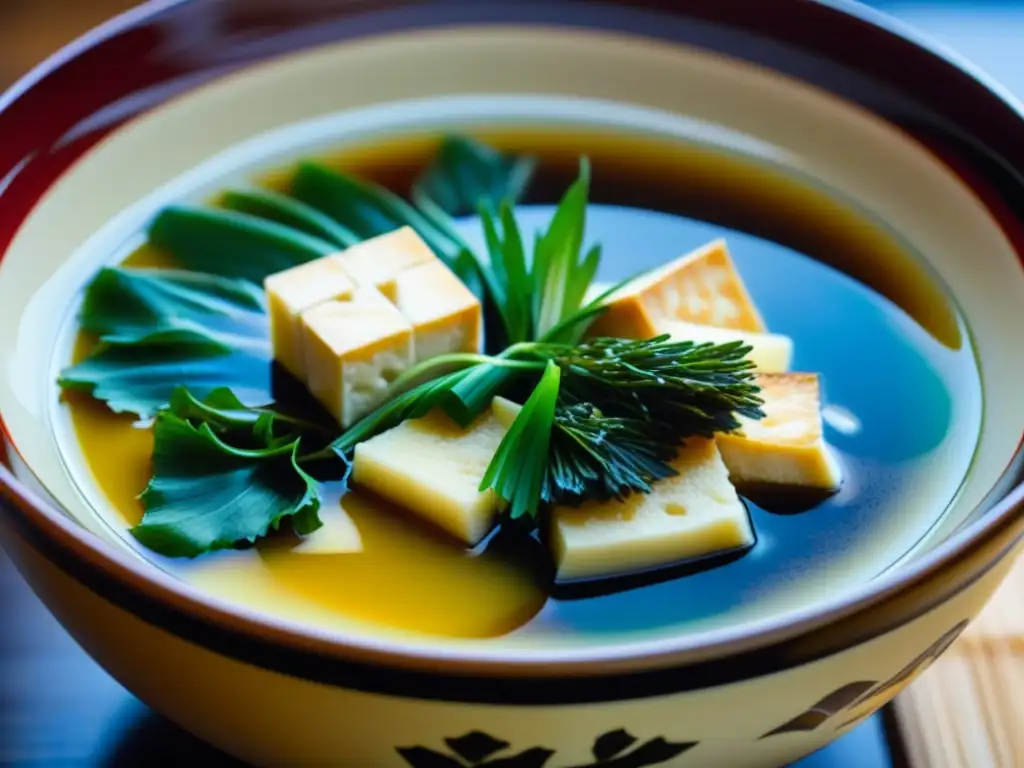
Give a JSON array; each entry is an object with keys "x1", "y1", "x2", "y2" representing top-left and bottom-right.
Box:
[{"x1": 1, "y1": 1, "x2": 1023, "y2": 766}]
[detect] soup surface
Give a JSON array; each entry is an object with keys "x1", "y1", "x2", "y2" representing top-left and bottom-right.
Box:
[{"x1": 65, "y1": 130, "x2": 982, "y2": 645}]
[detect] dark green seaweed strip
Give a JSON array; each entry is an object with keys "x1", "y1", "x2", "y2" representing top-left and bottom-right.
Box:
[
  {"x1": 289, "y1": 161, "x2": 461, "y2": 259},
  {"x1": 220, "y1": 188, "x2": 358, "y2": 249},
  {"x1": 148, "y1": 205, "x2": 339, "y2": 284}
]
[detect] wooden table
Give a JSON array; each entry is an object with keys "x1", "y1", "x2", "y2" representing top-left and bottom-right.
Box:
[{"x1": 0, "y1": 2, "x2": 1020, "y2": 765}]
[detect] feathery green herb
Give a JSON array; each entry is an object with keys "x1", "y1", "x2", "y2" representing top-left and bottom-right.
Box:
[
  {"x1": 538, "y1": 336, "x2": 763, "y2": 506},
  {"x1": 542, "y1": 335, "x2": 765, "y2": 435},
  {"x1": 374, "y1": 334, "x2": 761, "y2": 517},
  {"x1": 546, "y1": 404, "x2": 681, "y2": 505}
]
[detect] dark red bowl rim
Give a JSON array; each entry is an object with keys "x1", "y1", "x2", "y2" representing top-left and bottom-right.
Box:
[{"x1": 0, "y1": 0, "x2": 1022, "y2": 705}]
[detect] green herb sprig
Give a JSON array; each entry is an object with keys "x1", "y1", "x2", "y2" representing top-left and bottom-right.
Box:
[
  {"x1": 541, "y1": 335, "x2": 765, "y2": 434},
  {"x1": 546, "y1": 404, "x2": 681, "y2": 505},
  {"x1": 480, "y1": 361, "x2": 561, "y2": 522},
  {"x1": 364, "y1": 334, "x2": 762, "y2": 521}
]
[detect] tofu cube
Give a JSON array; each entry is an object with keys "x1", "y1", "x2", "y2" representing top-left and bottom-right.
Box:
[
  {"x1": 300, "y1": 287, "x2": 414, "y2": 428},
  {"x1": 660, "y1": 320, "x2": 793, "y2": 373},
  {"x1": 587, "y1": 239, "x2": 766, "y2": 339},
  {"x1": 393, "y1": 259, "x2": 483, "y2": 362},
  {"x1": 264, "y1": 225, "x2": 485, "y2": 427},
  {"x1": 351, "y1": 406, "x2": 512, "y2": 546},
  {"x1": 336, "y1": 226, "x2": 438, "y2": 300},
  {"x1": 716, "y1": 373, "x2": 842, "y2": 490},
  {"x1": 549, "y1": 438, "x2": 754, "y2": 581},
  {"x1": 264, "y1": 255, "x2": 356, "y2": 378}
]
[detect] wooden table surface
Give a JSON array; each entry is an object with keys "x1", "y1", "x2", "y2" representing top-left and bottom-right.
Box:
[{"x1": 0, "y1": 1, "x2": 1021, "y2": 766}]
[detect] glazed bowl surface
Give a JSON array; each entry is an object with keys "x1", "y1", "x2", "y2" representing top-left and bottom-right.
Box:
[{"x1": 0, "y1": 1, "x2": 1023, "y2": 766}]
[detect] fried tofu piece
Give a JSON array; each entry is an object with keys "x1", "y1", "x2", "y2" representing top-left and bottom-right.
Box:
[
  {"x1": 660, "y1": 320, "x2": 793, "y2": 373},
  {"x1": 716, "y1": 373, "x2": 842, "y2": 491},
  {"x1": 549, "y1": 438, "x2": 754, "y2": 581},
  {"x1": 351, "y1": 406, "x2": 513, "y2": 546},
  {"x1": 587, "y1": 239, "x2": 766, "y2": 339}
]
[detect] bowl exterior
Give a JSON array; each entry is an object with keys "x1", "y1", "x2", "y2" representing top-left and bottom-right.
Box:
[{"x1": 2, "y1": 496, "x2": 1020, "y2": 767}]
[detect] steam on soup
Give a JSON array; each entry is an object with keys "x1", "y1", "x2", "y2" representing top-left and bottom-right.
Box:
[{"x1": 59, "y1": 130, "x2": 981, "y2": 642}]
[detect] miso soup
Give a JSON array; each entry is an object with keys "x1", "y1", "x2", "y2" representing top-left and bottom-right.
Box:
[{"x1": 61, "y1": 128, "x2": 982, "y2": 644}]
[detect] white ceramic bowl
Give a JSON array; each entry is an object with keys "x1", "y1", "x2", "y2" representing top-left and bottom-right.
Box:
[{"x1": 1, "y1": 2, "x2": 1022, "y2": 765}]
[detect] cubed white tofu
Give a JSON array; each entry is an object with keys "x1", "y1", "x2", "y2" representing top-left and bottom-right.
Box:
[
  {"x1": 351, "y1": 406, "x2": 512, "y2": 546},
  {"x1": 659, "y1": 320, "x2": 793, "y2": 373},
  {"x1": 716, "y1": 373, "x2": 842, "y2": 490},
  {"x1": 587, "y1": 239, "x2": 766, "y2": 339},
  {"x1": 300, "y1": 287, "x2": 414, "y2": 428},
  {"x1": 549, "y1": 438, "x2": 754, "y2": 581},
  {"x1": 264, "y1": 255, "x2": 356, "y2": 378},
  {"x1": 393, "y1": 259, "x2": 483, "y2": 362},
  {"x1": 336, "y1": 226, "x2": 438, "y2": 301}
]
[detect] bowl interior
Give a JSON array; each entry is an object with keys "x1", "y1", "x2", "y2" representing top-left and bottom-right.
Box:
[{"x1": 1, "y1": 20, "x2": 1023, "y2": 656}]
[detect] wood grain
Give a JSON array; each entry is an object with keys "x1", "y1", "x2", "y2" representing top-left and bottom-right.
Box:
[{"x1": 894, "y1": 555, "x2": 1024, "y2": 768}]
